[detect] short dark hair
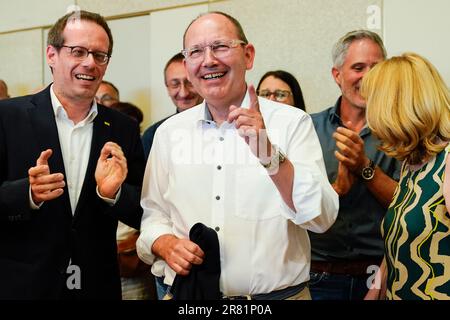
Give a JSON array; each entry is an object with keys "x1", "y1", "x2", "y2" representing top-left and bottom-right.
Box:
[
  {"x1": 164, "y1": 52, "x2": 185, "y2": 85},
  {"x1": 48, "y1": 10, "x2": 113, "y2": 55},
  {"x1": 256, "y1": 70, "x2": 306, "y2": 111},
  {"x1": 110, "y1": 102, "x2": 143, "y2": 125},
  {"x1": 183, "y1": 11, "x2": 248, "y2": 48}
]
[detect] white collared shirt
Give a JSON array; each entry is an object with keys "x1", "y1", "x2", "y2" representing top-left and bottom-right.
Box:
[
  {"x1": 137, "y1": 92, "x2": 338, "y2": 296},
  {"x1": 50, "y1": 85, "x2": 97, "y2": 214}
]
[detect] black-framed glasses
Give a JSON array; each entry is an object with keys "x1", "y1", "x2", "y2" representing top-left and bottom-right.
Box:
[
  {"x1": 60, "y1": 45, "x2": 110, "y2": 65},
  {"x1": 257, "y1": 89, "x2": 292, "y2": 102},
  {"x1": 181, "y1": 39, "x2": 246, "y2": 63}
]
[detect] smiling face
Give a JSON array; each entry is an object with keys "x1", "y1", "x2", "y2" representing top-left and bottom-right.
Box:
[
  {"x1": 47, "y1": 20, "x2": 109, "y2": 106},
  {"x1": 165, "y1": 60, "x2": 203, "y2": 112},
  {"x1": 183, "y1": 13, "x2": 255, "y2": 110},
  {"x1": 332, "y1": 38, "x2": 384, "y2": 110}
]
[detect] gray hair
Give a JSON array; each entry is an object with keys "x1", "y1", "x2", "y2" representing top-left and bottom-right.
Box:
[{"x1": 332, "y1": 30, "x2": 386, "y2": 68}]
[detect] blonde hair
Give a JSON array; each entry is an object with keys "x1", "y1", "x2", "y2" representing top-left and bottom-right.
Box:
[{"x1": 361, "y1": 52, "x2": 450, "y2": 165}]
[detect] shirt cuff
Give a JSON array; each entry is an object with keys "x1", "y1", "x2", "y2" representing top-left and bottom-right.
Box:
[
  {"x1": 29, "y1": 186, "x2": 43, "y2": 210},
  {"x1": 96, "y1": 186, "x2": 121, "y2": 206}
]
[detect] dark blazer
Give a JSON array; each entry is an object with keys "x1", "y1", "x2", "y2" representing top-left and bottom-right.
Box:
[
  {"x1": 171, "y1": 223, "x2": 221, "y2": 300},
  {"x1": 141, "y1": 114, "x2": 173, "y2": 160},
  {"x1": 0, "y1": 86, "x2": 145, "y2": 299}
]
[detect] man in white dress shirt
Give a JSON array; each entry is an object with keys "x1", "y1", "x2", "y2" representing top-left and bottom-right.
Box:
[{"x1": 137, "y1": 11, "x2": 338, "y2": 300}]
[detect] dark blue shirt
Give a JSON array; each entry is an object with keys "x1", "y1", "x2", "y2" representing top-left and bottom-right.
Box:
[
  {"x1": 309, "y1": 98, "x2": 400, "y2": 261},
  {"x1": 141, "y1": 115, "x2": 173, "y2": 160}
]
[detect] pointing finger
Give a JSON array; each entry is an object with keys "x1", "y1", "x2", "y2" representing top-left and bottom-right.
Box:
[{"x1": 248, "y1": 84, "x2": 260, "y2": 112}]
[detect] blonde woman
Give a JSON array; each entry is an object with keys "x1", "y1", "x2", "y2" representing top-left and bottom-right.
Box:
[{"x1": 362, "y1": 53, "x2": 450, "y2": 300}]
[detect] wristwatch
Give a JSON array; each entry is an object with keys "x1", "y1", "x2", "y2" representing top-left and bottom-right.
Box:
[
  {"x1": 361, "y1": 159, "x2": 375, "y2": 181},
  {"x1": 260, "y1": 144, "x2": 286, "y2": 170}
]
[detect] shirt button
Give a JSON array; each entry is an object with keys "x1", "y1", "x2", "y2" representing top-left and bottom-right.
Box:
[
  {"x1": 219, "y1": 137, "x2": 224, "y2": 141},
  {"x1": 215, "y1": 226, "x2": 220, "y2": 232},
  {"x1": 217, "y1": 165, "x2": 222, "y2": 170},
  {"x1": 215, "y1": 196, "x2": 220, "y2": 200}
]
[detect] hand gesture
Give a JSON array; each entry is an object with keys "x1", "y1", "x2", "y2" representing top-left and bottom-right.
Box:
[
  {"x1": 333, "y1": 121, "x2": 369, "y2": 174},
  {"x1": 332, "y1": 161, "x2": 356, "y2": 196},
  {"x1": 95, "y1": 142, "x2": 127, "y2": 199},
  {"x1": 227, "y1": 85, "x2": 271, "y2": 161},
  {"x1": 28, "y1": 149, "x2": 65, "y2": 203}
]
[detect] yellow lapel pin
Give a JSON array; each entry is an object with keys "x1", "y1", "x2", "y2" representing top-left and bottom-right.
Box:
[{"x1": 104, "y1": 121, "x2": 110, "y2": 126}]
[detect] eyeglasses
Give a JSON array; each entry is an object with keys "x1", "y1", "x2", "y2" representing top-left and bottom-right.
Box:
[
  {"x1": 60, "y1": 45, "x2": 110, "y2": 65},
  {"x1": 257, "y1": 89, "x2": 292, "y2": 102},
  {"x1": 95, "y1": 93, "x2": 118, "y2": 105},
  {"x1": 182, "y1": 39, "x2": 246, "y2": 63},
  {"x1": 166, "y1": 79, "x2": 194, "y2": 90}
]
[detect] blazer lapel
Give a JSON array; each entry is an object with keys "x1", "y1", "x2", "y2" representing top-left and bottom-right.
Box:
[
  {"x1": 73, "y1": 107, "x2": 111, "y2": 219},
  {"x1": 28, "y1": 86, "x2": 72, "y2": 215}
]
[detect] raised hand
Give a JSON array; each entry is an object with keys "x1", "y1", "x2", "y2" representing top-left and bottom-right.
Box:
[
  {"x1": 333, "y1": 121, "x2": 370, "y2": 174},
  {"x1": 227, "y1": 84, "x2": 271, "y2": 161},
  {"x1": 28, "y1": 149, "x2": 65, "y2": 204},
  {"x1": 95, "y1": 142, "x2": 128, "y2": 199}
]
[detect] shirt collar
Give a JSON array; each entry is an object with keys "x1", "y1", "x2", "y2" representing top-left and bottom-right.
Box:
[
  {"x1": 328, "y1": 97, "x2": 342, "y2": 125},
  {"x1": 196, "y1": 87, "x2": 249, "y2": 129},
  {"x1": 50, "y1": 84, "x2": 98, "y2": 124},
  {"x1": 329, "y1": 96, "x2": 370, "y2": 135}
]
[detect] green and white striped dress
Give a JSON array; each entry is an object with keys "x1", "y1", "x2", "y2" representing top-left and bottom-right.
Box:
[{"x1": 382, "y1": 144, "x2": 450, "y2": 300}]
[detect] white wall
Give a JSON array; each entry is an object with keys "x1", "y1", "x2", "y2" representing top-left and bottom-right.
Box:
[
  {"x1": 0, "y1": 0, "x2": 73, "y2": 32},
  {"x1": 384, "y1": 0, "x2": 450, "y2": 85},
  {"x1": 100, "y1": 15, "x2": 152, "y2": 130}
]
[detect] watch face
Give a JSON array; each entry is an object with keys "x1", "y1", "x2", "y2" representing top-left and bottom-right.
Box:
[{"x1": 362, "y1": 167, "x2": 375, "y2": 180}]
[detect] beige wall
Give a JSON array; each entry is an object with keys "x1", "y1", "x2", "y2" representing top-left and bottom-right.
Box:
[
  {"x1": 0, "y1": 29, "x2": 44, "y2": 96},
  {"x1": 384, "y1": 0, "x2": 450, "y2": 83},
  {"x1": 0, "y1": 0, "x2": 448, "y2": 126}
]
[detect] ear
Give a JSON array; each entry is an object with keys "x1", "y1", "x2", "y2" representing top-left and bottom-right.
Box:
[
  {"x1": 332, "y1": 67, "x2": 341, "y2": 87},
  {"x1": 244, "y1": 43, "x2": 255, "y2": 71},
  {"x1": 46, "y1": 45, "x2": 58, "y2": 68}
]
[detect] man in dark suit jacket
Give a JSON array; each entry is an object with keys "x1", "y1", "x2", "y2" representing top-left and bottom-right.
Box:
[{"x1": 0, "y1": 10, "x2": 145, "y2": 299}]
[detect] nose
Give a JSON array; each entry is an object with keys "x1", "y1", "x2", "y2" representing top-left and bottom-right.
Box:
[
  {"x1": 267, "y1": 93, "x2": 277, "y2": 102},
  {"x1": 81, "y1": 52, "x2": 96, "y2": 68},
  {"x1": 202, "y1": 46, "x2": 218, "y2": 67},
  {"x1": 263, "y1": 92, "x2": 277, "y2": 102},
  {"x1": 178, "y1": 83, "x2": 189, "y2": 98}
]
